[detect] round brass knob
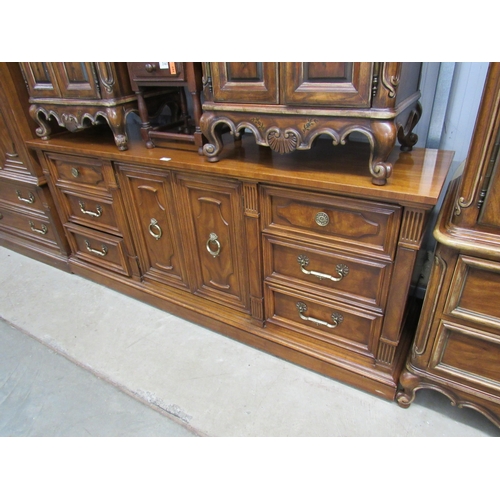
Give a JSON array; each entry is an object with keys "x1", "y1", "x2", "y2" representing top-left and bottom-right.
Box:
[{"x1": 145, "y1": 63, "x2": 156, "y2": 73}]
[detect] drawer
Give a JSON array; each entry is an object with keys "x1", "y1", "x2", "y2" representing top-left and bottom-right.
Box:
[
  {"x1": 45, "y1": 153, "x2": 110, "y2": 194},
  {"x1": 265, "y1": 282, "x2": 383, "y2": 358},
  {"x1": 0, "y1": 180, "x2": 46, "y2": 213},
  {"x1": 261, "y1": 185, "x2": 401, "y2": 260},
  {"x1": 60, "y1": 190, "x2": 120, "y2": 235},
  {"x1": 0, "y1": 204, "x2": 57, "y2": 245},
  {"x1": 430, "y1": 320, "x2": 500, "y2": 394},
  {"x1": 65, "y1": 223, "x2": 132, "y2": 277},
  {"x1": 127, "y1": 62, "x2": 185, "y2": 82},
  {"x1": 445, "y1": 255, "x2": 500, "y2": 331},
  {"x1": 263, "y1": 235, "x2": 391, "y2": 312}
]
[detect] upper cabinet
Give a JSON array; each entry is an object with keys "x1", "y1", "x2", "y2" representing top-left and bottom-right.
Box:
[{"x1": 201, "y1": 62, "x2": 423, "y2": 186}]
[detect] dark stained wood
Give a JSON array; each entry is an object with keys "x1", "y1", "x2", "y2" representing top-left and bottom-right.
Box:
[{"x1": 397, "y1": 63, "x2": 500, "y2": 428}]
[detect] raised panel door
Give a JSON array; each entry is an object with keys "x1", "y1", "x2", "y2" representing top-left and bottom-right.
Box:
[
  {"x1": 19, "y1": 62, "x2": 61, "y2": 98},
  {"x1": 52, "y1": 63, "x2": 101, "y2": 99},
  {"x1": 211, "y1": 62, "x2": 279, "y2": 104},
  {"x1": 117, "y1": 165, "x2": 190, "y2": 290},
  {"x1": 282, "y1": 62, "x2": 373, "y2": 107},
  {"x1": 175, "y1": 173, "x2": 250, "y2": 312}
]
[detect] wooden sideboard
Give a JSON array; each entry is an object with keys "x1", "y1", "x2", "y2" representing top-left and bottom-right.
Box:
[
  {"x1": 397, "y1": 63, "x2": 500, "y2": 427},
  {"x1": 201, "y1": 62, "x2": 422, "y2": 186},
  {"x1": 25, "y1": 126, "x2": 453, "y2": 400},
  {"x1": 0, "y1": 62, "x2": 70, "y2": 270}
]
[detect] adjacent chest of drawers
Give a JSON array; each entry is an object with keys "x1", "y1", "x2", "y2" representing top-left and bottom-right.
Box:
[
  {"x1": 397, "y1": 63, "x2": 500, "y2": 427},
  {"x1": 28, "y1": 131, "x2": 453, "y2": 400},
  {"x1": 0, "y1": 63, "x2": 69, "y2": 269}
]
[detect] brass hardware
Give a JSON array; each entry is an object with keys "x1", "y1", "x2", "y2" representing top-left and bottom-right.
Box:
[
  {"x1": 29, "y1": 221, "x2": 48, "y2": 235},
  {"x1": 296, "y1": 302, "x2": 343, "y2": 329},
  {"x1": 297, "y1": 255, "x2": 349, "y2": 282},
  {"x1": 79, "y1": 201, "x2": 102, "y2": 218},
  {"x1": 148, "y1": 218, "x2": 162, "y2": 240},
  {"x1": 16, "y1": 190, "x2": 35, "y2": 204},
  {"x1": 145, "y1": 63, "x2": 156, "y2": 73},
  {"x1": 84, "y1": 239, "x2": 108, "y2": 257},
  {"x1": 71, "y1": 167, "x2": 80, "y2": 178},
  {"x1": 315, "y1": 212, "x2": 330, "y2": 227},
  {"x1": 206, "y1": 232, "x2": 221, "y2": 257}
]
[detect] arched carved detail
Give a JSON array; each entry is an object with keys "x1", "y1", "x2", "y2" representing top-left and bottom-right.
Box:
[
  {"x1": 397, "y1": 101, "x2": 422, "y2": 151},
  {"x1": 381, "y1": 62, "x2": 402, "y2": 99}
]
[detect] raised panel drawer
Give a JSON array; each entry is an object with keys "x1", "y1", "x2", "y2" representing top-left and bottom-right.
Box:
[
  {"x1": 0, "y1": 180, "x2": 46, "y2": 213},
  {"x1": 265, "y1": 282, "x2": 382, "y2": 358},
  {"x1": 263, "y1": 235, "x2": 390, "y2": 312},
  {"x1": 430, "y1": 320, "x2": 500, "y2": 394},
  {"x1": 0, "y1": 204, "x2": 57, "y2": 245},
  {"x1": 127, "y1": 62, "x2": 185, "y2": 82},
  {"x1": 65, "y1": 223, "x2": 132, "y2": 277},
  {"x1": 445, "y1": 255, "x2": 500, "y2": 331},
  {"x1": 45, "y1": 152, "x2": 110, "y2": 193},
  {"x1": 60, "y1": 190, "x2": 120, "y2": 235},
  {"x1": 261, "y1": 185, "x2": 401, "y2": 260}
]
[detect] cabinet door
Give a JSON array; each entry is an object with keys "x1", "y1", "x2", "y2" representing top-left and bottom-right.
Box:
[
  {"x1": 117, "y1": 164, "x2": 190, "y2": 290},
  {"x1": 52, "y1": 63, "x2": 101, "y2": 99},
  {"x1": 211, "y1": 62, "x2": 279, "y2": 104},
  {"x1": 19, "y1": 62, "x2": 61, "y2": 98},
  {"x1": 175, "y1": 173, "x2": 250, "y2": 312},
  {"x1": 282, "y1": 62, "x2": 373, "y2": 107}
]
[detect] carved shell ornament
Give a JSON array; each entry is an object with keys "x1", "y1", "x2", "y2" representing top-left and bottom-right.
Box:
[{"x1": 267, "y1": 128, "x2": 299, "y2": 154}]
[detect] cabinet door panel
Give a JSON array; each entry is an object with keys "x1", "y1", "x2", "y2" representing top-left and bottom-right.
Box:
[
  {"x1": 211, "y1": 62, "x2": 279, "y2": 104},
  {"x1": 19, "y1": 62, "x2": 61, "y2": 98},
  {"x1": 282, "y1": 62, "x2": 373, "y2": 107},
  {"x1": 52, "y1": 63, "x2": 101, "y2": 99},
  {"x1": 176, "y1": 174, "x2": 249, "y2": 311},
  {"x1": 117, "y1": 165, "x2": 190, "y2": 290}
]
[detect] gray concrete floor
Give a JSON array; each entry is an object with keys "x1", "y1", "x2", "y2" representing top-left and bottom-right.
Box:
[{"x1": 1, "y1": 246, "x2": 499, "y2": 437}]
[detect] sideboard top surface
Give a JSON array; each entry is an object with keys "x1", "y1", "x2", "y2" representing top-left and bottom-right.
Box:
[{"x1": 26, "y1": 129, "x2": 454, "y2": 208}]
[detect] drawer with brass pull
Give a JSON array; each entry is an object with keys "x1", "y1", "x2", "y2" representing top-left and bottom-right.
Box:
[
  {"x1": 264, "y1": 281, "x2": 383, "y2": 359},
  {"x1": 261, "y1": 185, "x2": 401, "y2": 259},
  {"x1": 127, "y1": 62, "x2": 186, "y2": 82},
  {"x1": 0, "y1": 180, "x2": 46, "y2": 213},
  {"x1": 59, "y1": 190, "x2": 120, "y2": 235},
  {"x1": 44, "y1": 152, "x2": 111, "y2": 194},
  {"x1": 0, "y1": 204, "x2": 57, "y2": 245},
  {"x1": 263, "y1": 235, "x2": 391, "y2": 312},
  {"x1": 64, "y1": 223, "x2": 132, "y2": 277}
]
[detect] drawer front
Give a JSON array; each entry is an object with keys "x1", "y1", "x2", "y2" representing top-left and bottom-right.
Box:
[
  {"x1": 0, "y1": 181, "x2": 46, "y2": 213},
  {"x1": 263, "y1": 235, "x2": 390, "y2": 312},
  {"x1": 429, "y1": 320, "x2": 500, "y2": 394},
  {"x1": 45, "y1": 153, "x2": 109, "y2": 193},
  {"x1": 261, "y1": 185, "x2": 401, "y2": 259},
  {"x1": 0, "y1": 204, "x2": 57, "y2": 245},
  {"x1": 61, "y1": 190, "x2": 120, "y2": 234},
  {"x1": 127, "y1": 62, "x2": 185, "y2": 82},
  {"x1": 265, "y1": 283, "x2": 382, "y2": 358},
  {"x1": 445, "y1": 255, "x2": 500, "y2": 331},
  {"x1": 65, "y1": 223, "x2": 131, "y2": 276}
]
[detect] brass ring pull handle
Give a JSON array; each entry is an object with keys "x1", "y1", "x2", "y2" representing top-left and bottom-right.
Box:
[
  {"x1": 296, "y1": 302, "x2": 343, "y2": 329},
  {"x1": 79, "y1": 201, "x2": 102, "y2": 218},
  {"x1": 297, "y1": 255, "x2": 349, "y2": 282},
  {"x1": 206, "y1": 232, "x2": 221, "y2": 257},
  {"x1": 16, "y1": 190, "x2": 35, "y2": 204},
  {"x1": 145, "y1": 63, "x2": 157, "y2": 73},
  {"x1": 29, "y1": 221, "x2": 48, "y2": 235},
  {"x1": 84, "y1": 239, "x2": 108, "y2": 257},
  {"x1": 315, "y1": 211, "x2": 330, "y2": 227},
  {"x1": 148, "y1": 218, "x2": 162, "y2": 240},
  {"x1": 71, "y1": 167, "x2": 80, "y2": 178}
]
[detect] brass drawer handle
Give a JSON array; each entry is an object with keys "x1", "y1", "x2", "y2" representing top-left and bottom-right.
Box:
[
  {"x1": 297, "y1": 255, "x2": 349, "y2": 282},
  {"x1": 79, "y1": 201, "x2": 102, "y2": 218},
  {"x1": 71, "y1": 167, "x2": 80, "y2": 178},
  {"x1": 206, "y1": 232, "x2": 221, "y2": 257},
  {"x1": 315, "y1": 212, "x2": 330, "y2": 227},
  {"x1": 145, "y1": 63, "x2": 156, "y2": 73},
  {"x1": 84, "y1": 239, "x2": 108, "y2": 257},
  {"x1": 148, "y1": 218, "x2": 162, "y2": 240},
  {"x1": 296, "y1": 301, "x2": 343, "y2": 329},
  {"x1": 29, "y1": 221, "x2": 48, "y2": 234},
  {"x1": 16, "y1": 190, "x2": 35, "y2": 204}
]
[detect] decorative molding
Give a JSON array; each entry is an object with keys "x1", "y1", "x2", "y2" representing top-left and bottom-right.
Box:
[
  {"x1": 376, "y1": 339, "x2": 397, "y2": 365},
  {"x1": 381, "y1": 63, "x2": 401, "y2": 99},
  {"x1": 267, "y1": 128, "x2": 298, "y2": 154}
]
